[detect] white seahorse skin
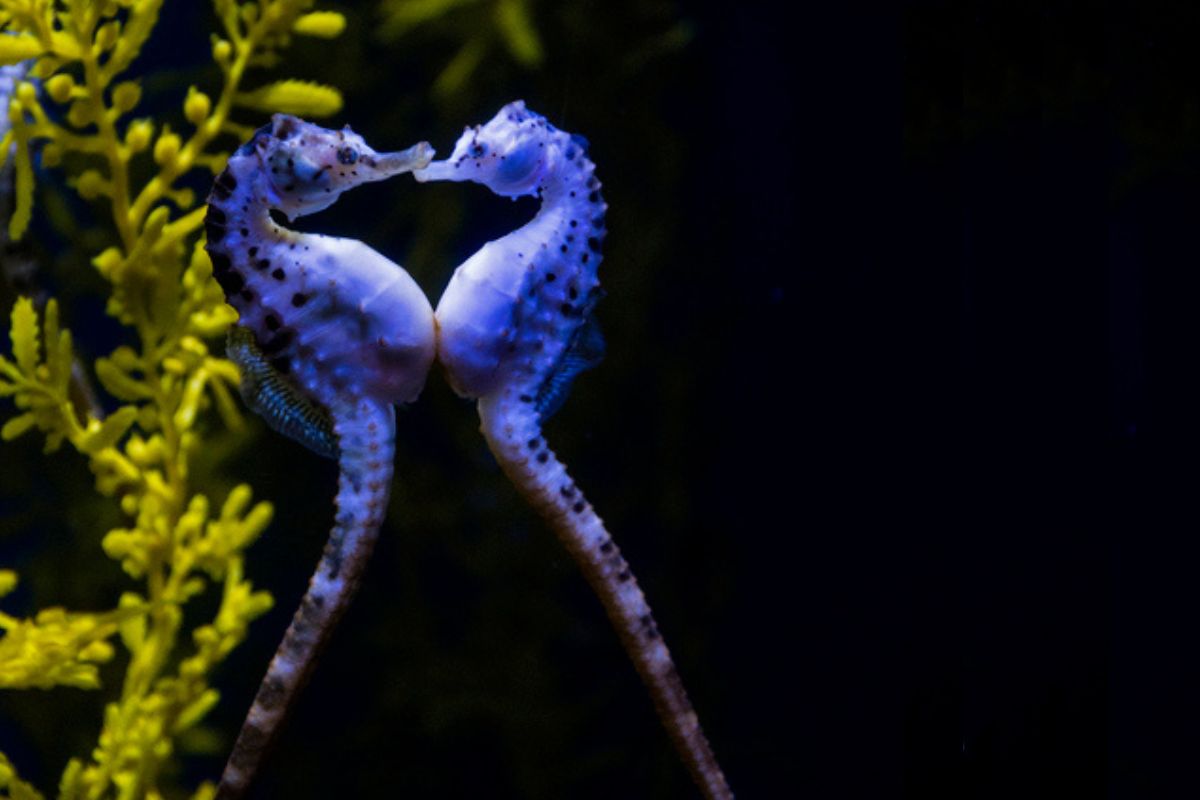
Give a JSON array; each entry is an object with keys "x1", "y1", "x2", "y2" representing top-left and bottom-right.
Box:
[
  {"x1": 419, "y1": 102, "x2": 735, "y2": 800},
  {"x1": 253, "y1": 231, "x2": 435, "y2": 403},
  {"x1": 433, "y1": 213, "x2": 570, "y2": 396}
]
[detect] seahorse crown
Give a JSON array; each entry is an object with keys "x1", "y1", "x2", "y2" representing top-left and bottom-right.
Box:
[{"x1": 417, "y1": 100, "x2": 581, "y2": 197}]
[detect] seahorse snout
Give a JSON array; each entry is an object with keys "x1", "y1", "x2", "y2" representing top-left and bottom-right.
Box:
[{"x1": 371, "y1": 142, "x2": 435, "y2": 177}]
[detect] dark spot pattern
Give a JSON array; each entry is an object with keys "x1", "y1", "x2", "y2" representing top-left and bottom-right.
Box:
[
  {"x1": 205, "y1": 206, "x2": 226, "y2": 243},
  {"x1": 209, "y1": 250, "x2": 232, "y2": 274},
  {"x1": 221, "y1": 270, "x2": 244, "y2": 294},
  {"x1": 257, "y1": 677, "x2": 286, "y2": 710},
  {"x1": 228, "y1": 723, "x2": 268, "y2": 771},
  {"x1": 211, "y1": 170, "x2": 236, "y2": 200},
  {"x1": 261, "y1": 329, "x2": 294, "y2": 355}
]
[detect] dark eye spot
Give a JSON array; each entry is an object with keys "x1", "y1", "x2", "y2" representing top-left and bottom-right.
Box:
[
  {"x1": 469, "y1": 141, "x2": 487, "y2": 158},
  {"x1": 337, "y1": 147, "x2": 358, "y2": 165}
]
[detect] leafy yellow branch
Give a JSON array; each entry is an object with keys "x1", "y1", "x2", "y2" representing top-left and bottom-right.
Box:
[{"x1": 0, "y1": 2, "x2": 349, "y2": 797}]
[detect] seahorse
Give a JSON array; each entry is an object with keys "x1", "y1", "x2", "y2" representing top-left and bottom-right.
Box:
[
  {"x1": 204, "y1": 114, "x2": 436, "y2": 798},
  {"x1": 416, "y1": 100, "x2": 735, "y2": 800}
]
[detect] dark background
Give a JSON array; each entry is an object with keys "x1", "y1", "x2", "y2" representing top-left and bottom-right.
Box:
[{"x1": 3, "y1": 0, "x2": 1199, "y2": 797}]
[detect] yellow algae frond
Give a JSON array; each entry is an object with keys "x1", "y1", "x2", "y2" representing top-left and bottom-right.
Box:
[{"x1": 377, "y1": 0, "x2": 545, "y2": 96}]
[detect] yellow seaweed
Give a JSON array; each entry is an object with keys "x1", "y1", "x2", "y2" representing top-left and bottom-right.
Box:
[{"x1": 0, "y1": 2, "x2": 347, "y2": 797}]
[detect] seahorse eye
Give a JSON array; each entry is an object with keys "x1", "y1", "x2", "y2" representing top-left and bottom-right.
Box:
[
  {"x1": 495, "y1": 140, "x2": 540, "y2": 186},
  {"x1": 469, "y1": 141, "x2": 487, "y2": 158},
  {"x1": 337, "y1": 146, "x2": 358, "y2": 165}
]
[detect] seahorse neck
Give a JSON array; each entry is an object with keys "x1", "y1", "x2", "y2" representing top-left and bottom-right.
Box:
[
  {"x1": 207, "y1": 156, "x2": 282, "y2": 248},
  {"x1": 537, "y1": 149, "x2": 602, "y2": 222},
  {"x1": 501, "y1": 151, "x2": 607, "y2": 397}
]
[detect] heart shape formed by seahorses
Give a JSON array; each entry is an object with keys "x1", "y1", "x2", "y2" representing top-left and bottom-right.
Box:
[{"x1": 208, "y1": 107, "x2": 733, "y2": 800}]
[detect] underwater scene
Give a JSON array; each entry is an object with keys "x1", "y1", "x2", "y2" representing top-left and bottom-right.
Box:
[{"x1": 2, "y1": 1, "x2": 1199, "y2": 798}]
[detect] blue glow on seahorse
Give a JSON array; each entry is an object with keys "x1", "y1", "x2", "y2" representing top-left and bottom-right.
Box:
[
  {"x1": 415, "y1": 100, "x2": 608, "y2": 408},
  {"x1": 204, "y1": 114, "x2": 435, "y2": 800}
]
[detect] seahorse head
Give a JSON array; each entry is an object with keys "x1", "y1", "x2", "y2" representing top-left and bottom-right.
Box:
[
  {"x1": 240, "y1": 114, "x2": 433, "y2": 220},
  {"x1": 414, "y1": 100, "x2": 568, "y2": 198}
]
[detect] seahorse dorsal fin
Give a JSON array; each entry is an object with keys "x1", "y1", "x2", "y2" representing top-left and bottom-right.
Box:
[{"x1": 536, "y1": 303, "x2": 606, "y2": 422}]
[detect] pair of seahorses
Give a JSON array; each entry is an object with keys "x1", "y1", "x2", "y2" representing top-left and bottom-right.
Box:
[{"x1": 205, "y1": 102, "x2": 733, "y2": 800}]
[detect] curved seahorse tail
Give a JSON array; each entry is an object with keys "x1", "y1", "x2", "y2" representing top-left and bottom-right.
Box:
[
  {"x1": 216, "y1": 397, "x2": 396, "y2": 800},
  {"x1": 478, "y1": 393, "x2": 734, "y2": 800}
]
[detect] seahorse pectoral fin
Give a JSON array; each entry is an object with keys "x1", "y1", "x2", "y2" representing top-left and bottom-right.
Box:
[
  {"x1": 535, "y1": 295, "x2": 607, "y2": 422},
  {"x1": 226, "y1": 327, "x2": 338, "y2": 459},
  {"x1": 535, "y1": 315, "x2": 605, "y2": 422}
]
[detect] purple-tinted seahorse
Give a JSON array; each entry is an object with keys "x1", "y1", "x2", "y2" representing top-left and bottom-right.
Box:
[
  {"x1": 416, "y1": 100, "x2": 734, "y2": 800},
  {"x1": 204, "y1": 114, "x2": 435, "y2": 798}
]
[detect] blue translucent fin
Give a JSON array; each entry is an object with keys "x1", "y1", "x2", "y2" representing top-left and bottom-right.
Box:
[
  {"x1": 226, "y1": 326, "x2": 338, "y2": 459},
  {"x1": 536, "y1": 300, "x2": 606, "y2": 422}
]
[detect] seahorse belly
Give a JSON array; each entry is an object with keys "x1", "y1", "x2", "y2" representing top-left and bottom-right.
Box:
[
  {"x1": 435, "y1": 235, "x2": 538, "y2": 397},
  {"x1": 274, "y1": 237, "x2": 435, "y2": 404}
]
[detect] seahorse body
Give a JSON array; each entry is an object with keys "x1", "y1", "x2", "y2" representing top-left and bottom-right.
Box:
[
  {"x1": 205, "y1": 114, "x2": 435, "y2": 799},
  {"x1": 416, "y1": 101, "x2": 734, "y2": 800}
]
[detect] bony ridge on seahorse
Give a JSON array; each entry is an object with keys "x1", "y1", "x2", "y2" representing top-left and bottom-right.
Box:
[
  {"x1": 415, "y1": 100, "x2": 735, "y2": 800},
  {"x1": 204, "y1": 113, "x2": 436, "y2": 799}
]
